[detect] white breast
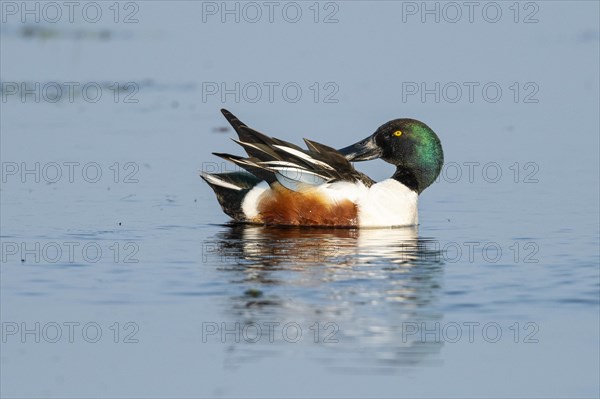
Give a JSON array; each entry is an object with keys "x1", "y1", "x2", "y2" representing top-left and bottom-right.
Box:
[
  {"x1": 356, "y1": 179, "x2": 418, "y2": 227},
  {"x1": 319, "y1": 179, "x2": 418, "y2": 227}
]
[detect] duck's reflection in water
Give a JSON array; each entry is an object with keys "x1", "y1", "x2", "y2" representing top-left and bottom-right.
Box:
[{"x1": 203, "y1": 224, "x2": 445, "y2": 371}]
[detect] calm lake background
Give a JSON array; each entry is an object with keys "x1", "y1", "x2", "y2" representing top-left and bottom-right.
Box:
[{"x1": 1, "y1": 1, "x2": 599, "y2": 398}]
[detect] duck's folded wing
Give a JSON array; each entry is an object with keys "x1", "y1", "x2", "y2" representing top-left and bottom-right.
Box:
[{"x1": 219, "y1": 109, "x2": 375, "y2": 191}]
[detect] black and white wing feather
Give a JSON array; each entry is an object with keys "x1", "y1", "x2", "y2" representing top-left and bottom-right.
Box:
[{"x1": 218, "y1": 109, "x2": 374, "y2": 191}]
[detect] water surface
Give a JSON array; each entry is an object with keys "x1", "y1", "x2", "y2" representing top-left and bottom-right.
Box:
[{"x1": 1, "y1": 1, "x2": 599, "y2": 397}]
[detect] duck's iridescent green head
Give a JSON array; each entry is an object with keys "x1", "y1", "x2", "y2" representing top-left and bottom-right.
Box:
[{"x1": 338, "y1": 119, "x2": 444, "y2": 193}]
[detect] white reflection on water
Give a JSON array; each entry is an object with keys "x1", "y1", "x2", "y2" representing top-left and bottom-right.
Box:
[{"x1": 203, "y1": 225, "x2": 445, "y2": 370}]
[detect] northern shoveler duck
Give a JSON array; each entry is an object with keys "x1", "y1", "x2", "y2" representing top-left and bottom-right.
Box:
[{"x1": 201, "y1": 109, "x2": 444, "y2": 227}]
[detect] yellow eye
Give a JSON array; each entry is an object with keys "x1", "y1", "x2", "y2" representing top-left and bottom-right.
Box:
[{"x1": 393, "y1": 130, "x2": 403, "y2": 137}]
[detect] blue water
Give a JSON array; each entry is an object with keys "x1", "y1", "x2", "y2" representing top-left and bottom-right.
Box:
[{"x1": 1, "y1": 1, "x2": 599, "y2": 397}]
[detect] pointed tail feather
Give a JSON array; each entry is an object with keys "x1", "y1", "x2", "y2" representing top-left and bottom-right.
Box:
[{"x1": 200, "y1": 171, "x2": 262, "y2": 221}]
